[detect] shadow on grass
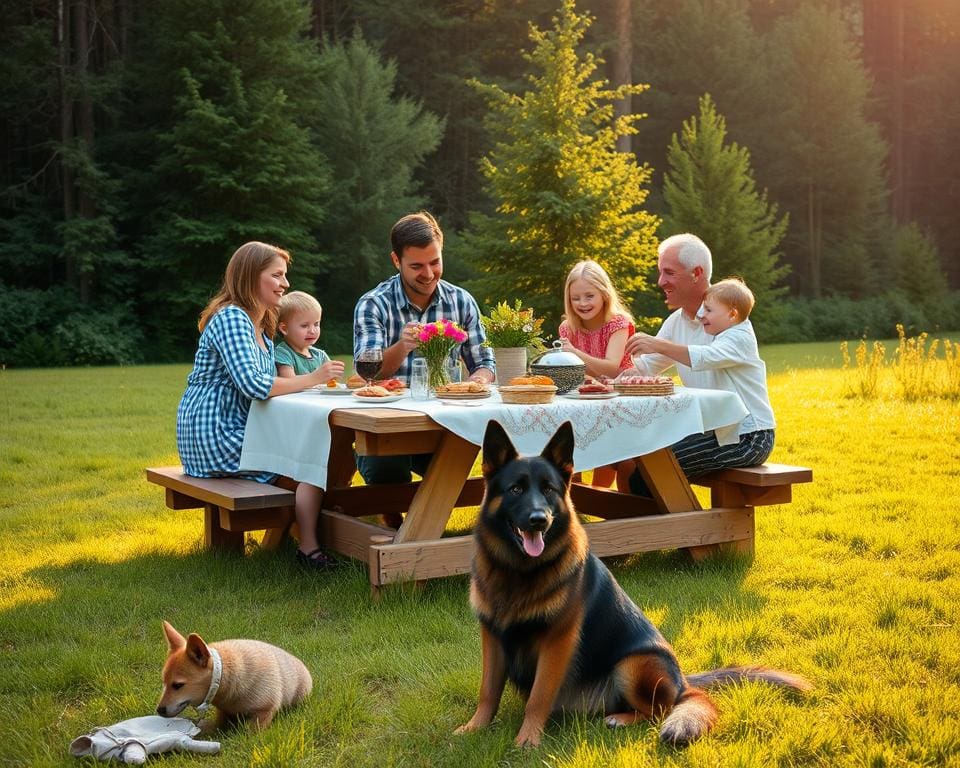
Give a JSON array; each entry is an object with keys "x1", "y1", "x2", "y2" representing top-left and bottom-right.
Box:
[{"x1": 1, "y1": 541, "x2": 769, "y2": 767}]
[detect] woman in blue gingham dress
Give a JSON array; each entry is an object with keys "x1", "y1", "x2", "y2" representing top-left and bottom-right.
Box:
[
  {"x1": 175, "y1": 242, "x2": 344, "y2": 569},
  {"x1": 177, "y1": 304, "x2": 278, "y2": 482}
]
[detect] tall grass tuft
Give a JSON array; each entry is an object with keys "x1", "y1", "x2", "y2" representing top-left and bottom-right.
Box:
[
  {"x1": 943, "y1": 338, "x2": 960, "y2": 400},
  {"x1": 892, "y1": 324, "x2": 940, "y2": 401},
  {"x1": 840, "y1": 339, "x2": 885, "y2": 399},
  {"x1": 839, "y1": 325, "x2": 960, "y2": 401}
]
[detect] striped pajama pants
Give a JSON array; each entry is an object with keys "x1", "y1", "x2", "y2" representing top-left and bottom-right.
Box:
[{"x1": 628, "y1": 429, "x2": 775, "y2": 496}]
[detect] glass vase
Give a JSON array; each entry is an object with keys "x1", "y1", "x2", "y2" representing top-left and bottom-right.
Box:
[{"x1": 426, "y1": 359, "x2": 451, "y2": 392}]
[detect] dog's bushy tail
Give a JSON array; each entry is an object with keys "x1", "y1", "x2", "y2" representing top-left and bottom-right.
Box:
[
  {"x1": 685, "y1": 666, "x2": 812, "y2": 692},
  {"x1": 659, "y1": 687, "x2": 718, "y2": 745}
]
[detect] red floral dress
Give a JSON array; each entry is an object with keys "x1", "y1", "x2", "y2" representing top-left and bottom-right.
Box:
[{"x1": 558, "y1": 314, "x2": 635, "y2": 371}]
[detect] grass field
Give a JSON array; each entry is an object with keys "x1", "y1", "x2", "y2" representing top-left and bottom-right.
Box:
[{"x1": 1, "y1": 339, "x2": 959, "y2": 767}]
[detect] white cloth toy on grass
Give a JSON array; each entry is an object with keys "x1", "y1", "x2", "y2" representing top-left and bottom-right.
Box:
[{"x1": 69, "y1": 715, "x2": 220, "y2": 764}]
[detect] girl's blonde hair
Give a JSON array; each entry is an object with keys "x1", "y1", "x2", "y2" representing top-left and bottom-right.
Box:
[
  {"x1": 705, "y1": 278, "x2": 755, "y2": 320},
  {"x1": 199, "y1": 242, "x2": 290, "y2": 336},
  {"x1": 563, "y1": 260, "x2": 633, "y2": 332},
  {"x1": 279, "y1": 291, "x2": 323, "y2": 325}
]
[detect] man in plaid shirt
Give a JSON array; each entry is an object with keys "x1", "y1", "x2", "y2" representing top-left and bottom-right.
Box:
[
  {"x1": 353, "y1": 211, "x2": 495, "y2": 384},
  {"x1": 352, "y1": 211, "x2": 495, "y2": 495}
]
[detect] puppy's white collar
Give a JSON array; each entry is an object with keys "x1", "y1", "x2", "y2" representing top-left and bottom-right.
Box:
[{"x1": 197, "y1": 647, "x2": 222, "y2": 713}]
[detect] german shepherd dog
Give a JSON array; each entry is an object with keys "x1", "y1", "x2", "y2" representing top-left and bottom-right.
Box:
[{"x1": 455, "y1": 421, "x2": 810, "y2": 747}]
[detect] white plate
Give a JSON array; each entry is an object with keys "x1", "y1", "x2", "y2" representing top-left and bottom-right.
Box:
[
  {"x1": 351, "y1": 393, "x2": 406, "y2": 403},
  {"x1": 307, "y1": 386, "x2": 354, "y2": 396},
  {"x1": 561, "y1": 391, "x2": 619, "y2": 400}
]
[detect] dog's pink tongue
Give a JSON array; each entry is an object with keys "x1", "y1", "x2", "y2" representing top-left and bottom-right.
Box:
[{"x1": 521, "y1": 530, "x2": 545, "y2": 557}]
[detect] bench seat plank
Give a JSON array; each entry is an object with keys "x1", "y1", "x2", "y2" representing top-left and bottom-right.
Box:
[
  {"x1": 145, "y1": 467, "x2": 295, "y2": 511},
  {"x1": 696, "y1": 463, "x2": 813, "y2": 488}
]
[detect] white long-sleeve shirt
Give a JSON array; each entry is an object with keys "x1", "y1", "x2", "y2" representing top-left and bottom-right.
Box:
[
  {"x1": 686, "y1": 319, "x2": 776, "y2": 435},
  {"x1": 633, "y1": 308, "x2": 719, "y2": 390},
  {"x1": 634, "y1": 312, "x2": 774, "y2": 437}
]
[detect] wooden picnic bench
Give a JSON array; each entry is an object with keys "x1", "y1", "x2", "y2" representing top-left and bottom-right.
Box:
[
  {"x1": 145, "y1": 467, "x2": 295, "y2": 553},
  {"x1": 145, "y1": 460, "x2": 812, "y2": 564}
]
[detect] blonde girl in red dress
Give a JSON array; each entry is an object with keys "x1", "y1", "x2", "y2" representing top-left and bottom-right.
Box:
[
  {"x1": 558, "y1": 260, "x2": 636, "y2": 488},
  {"x1": 559, "y1": 260, "x2": 636, "y2": 378}
]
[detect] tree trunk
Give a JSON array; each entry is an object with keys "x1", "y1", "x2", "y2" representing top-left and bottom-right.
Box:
[
  {"x1": 74, "y1": 0, "x2": 96, "y2": 303},
  {"x1": 612, "y1": 0, "x2": 632, "y2": 154},
  {"x1": 59, "y1": 0, "x2": 77, "y2": 287},
  {"x1": 807, "y1": 181, "x2": 821, "y2": 298},
  {"x1": 863, "y1": 0, "x2": 906, "y2": 221}
]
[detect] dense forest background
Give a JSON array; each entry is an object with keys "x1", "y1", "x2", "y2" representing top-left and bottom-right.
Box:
[{"x1": 1, "y1": 0, "x2": 958, "y2": 365}]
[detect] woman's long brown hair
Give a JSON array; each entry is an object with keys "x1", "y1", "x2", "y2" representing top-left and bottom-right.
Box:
[{"x1": 198, "y1": 242, "x2": 291, "y2": 337}]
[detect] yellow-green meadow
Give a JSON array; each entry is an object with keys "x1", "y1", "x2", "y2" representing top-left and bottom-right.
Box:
[{"x1": 1, "y1": 340, "x2": 958, "y2": 767}]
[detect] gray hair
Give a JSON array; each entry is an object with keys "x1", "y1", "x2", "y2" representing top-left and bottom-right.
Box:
[{"x1": 658, "y1": 233, "x2": 712, "y2": 282}]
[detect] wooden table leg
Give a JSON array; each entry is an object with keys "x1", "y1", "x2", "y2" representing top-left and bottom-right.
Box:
[
  {"x1": 635, "y1": 448, "x2": 755, "y2": 561},
  {"x1": 315, "y1": 424, "x2": 360, "y2": 547},
  {"x1": 635, "y1": 448, "x2": 739, "y2": 561},
  {"x1": 634, "y1": 448, "x2": 701, "y2": 514},
  {"x1": 393, "y1": 431, "x2": 479, "y2": 544}
]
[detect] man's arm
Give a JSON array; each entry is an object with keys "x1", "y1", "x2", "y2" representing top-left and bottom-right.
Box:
[
  {"x1": 378, "y1": 322, "x2": 421, "y2": 378},
  {"x1": 627, "y1": 333, "x2": 691, "y2": 367},
  {"x1": 625, "y1": 315, "x2": 678, "y2": 375},
  {"x1": 353, "y1": 294, "x2": 411, "y2": 378},
  {"x1": 459, "y1": 293, "x2": 496, "y2": 383}
]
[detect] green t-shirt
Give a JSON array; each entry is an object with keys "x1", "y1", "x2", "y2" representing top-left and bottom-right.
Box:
[{"x1": 274, "y1": 339, "x2": 332, "y2": 375}]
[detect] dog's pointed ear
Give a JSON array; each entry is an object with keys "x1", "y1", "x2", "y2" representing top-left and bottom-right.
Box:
[
  {"x1": 185, "y1": 633, "x2": 211, "y2": 667},
  {"x1": 163, "y1": 621, "x2": 186, "y2": 653},
  {"x1": 541, "y1": 421, "x2": 575, "y2": 484},
  {"x1": 482, "y1": 421, "x2": 518, "y2": 480}
]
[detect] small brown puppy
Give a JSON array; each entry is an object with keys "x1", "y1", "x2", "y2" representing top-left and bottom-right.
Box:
[{"x1": 157, "y1": 621, "x2": 312, "y2": 730}]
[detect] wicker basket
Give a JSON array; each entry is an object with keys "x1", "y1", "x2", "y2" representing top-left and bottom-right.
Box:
[
  {"x1": 613, "y1": 382, "x2": 675, "y2": 396},
  {"x1": 498, "y1": 384, "x2": 558, "y2": 404}
]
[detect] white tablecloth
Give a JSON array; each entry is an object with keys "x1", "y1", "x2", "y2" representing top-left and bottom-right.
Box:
[{"x1": 240, "y1": 388, "x2": 748, "y2": 489}]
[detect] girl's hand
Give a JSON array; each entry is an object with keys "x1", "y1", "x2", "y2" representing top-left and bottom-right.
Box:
[{"x1": 314, "y1": 359, "x2": 345, "y2": 385}]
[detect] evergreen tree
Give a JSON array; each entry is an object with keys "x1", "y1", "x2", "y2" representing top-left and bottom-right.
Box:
[
  {"x1": 662, "y1": 94, "x2": 788, "y2": 333},
  {"x1": 754, "y1": 4, "x2": 888, "y2": 298},
  {"x1": 461, "y1": 0, "x2": 659, "y2": 333},
  {"x1": 332, "y1": 0, "x2": 560, "y2": 229},
  {"x1": 631, "y1": 0, "x2": 766, "y2": 208},
  {"x1": 310, "y1": 31, "x2": 442, "y2": 350},
  {"x1": 888, "y1": 223, "x2": 946, "y2": 309},
  {"x1": 126, "y1": 0, "x2": 332, "y2": 355}
]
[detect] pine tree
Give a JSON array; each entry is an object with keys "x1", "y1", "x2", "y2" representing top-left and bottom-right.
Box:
[
  {"x1": 754, "y1": 4, "x2": 888, "y2": 298},
  {"x1": 662, "y1": 94, "x2": 788, "y2": 333},
  {"x1": 461, "y1": 0, "x2": 659, "y2": 333},
  {"x1": 128, "y1": 0, "x2": 332, "y2": 355},
  {"x1": 310, "y1": 31, "x2": 442, "y2": 348}
]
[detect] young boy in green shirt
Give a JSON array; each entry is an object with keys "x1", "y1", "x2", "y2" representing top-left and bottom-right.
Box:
[
  {"x1": 275, "y1": 290, "x2": 344, "y2": 570},
  {"x1": 275, "y1": 291, "x2": 341, "y2": 380}
]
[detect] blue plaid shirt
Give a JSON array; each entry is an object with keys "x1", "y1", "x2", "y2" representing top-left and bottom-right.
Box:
[
  {"x1": 177, "y1": 305, "x2": 276, "y2": 482},
  {"x1": 353, "y1": 275, "x2": 496, "y2": 383}
]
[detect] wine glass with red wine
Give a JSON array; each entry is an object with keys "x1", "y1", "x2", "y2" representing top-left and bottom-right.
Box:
[{"x1": 355, "y1": 347, "x2": 383, "y2": 386}]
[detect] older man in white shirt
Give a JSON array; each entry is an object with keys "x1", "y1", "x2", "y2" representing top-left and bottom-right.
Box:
[{"x1": 619, "y1": 235, "x2": 775, "y2": 494}]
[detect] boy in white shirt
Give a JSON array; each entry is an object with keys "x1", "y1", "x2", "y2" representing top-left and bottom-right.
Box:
[{"x1": 624, "y1": 278, "x2": 775, "y2": 494}]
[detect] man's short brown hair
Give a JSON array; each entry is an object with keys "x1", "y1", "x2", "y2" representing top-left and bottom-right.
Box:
[{"x1": 390, "y1": 211, "x2": 443, "y2": 259}]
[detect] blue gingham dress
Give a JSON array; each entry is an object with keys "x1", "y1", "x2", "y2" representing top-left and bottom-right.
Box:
[{"x1": 176, "y1": 305, "x2": 276, "y2": 482}]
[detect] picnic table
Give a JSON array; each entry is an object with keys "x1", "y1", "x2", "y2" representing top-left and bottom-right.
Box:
[{"x1": 230, "y1": 387, "x2": 810, "y2": 591}]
